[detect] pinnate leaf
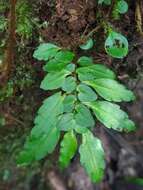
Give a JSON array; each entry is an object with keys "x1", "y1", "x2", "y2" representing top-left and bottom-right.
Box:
[{"x1": 19, "y1": 42, "x2": 136, "y2": 183}]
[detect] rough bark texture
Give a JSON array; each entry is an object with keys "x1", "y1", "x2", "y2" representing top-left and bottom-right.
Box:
[{"x1": 0, "y1": 0, "x2": 16, "y2": 86}]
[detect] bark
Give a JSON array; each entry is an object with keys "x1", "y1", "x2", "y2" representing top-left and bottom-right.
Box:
[{"x1": 0, "y1": 0, "x2": 17, "y2": 86}]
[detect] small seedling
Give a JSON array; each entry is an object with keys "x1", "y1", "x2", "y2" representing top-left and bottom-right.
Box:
[
  {"x1": 17, "y1": 43, "x2": 136, "y2": 182},
  {"x1": 105, "y1": 30, "x2": 128, "y2": 58}
]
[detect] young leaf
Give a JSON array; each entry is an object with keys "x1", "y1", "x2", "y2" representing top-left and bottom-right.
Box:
[
  {"x1": 63, "y1": 95, "x2": 76, "y2": 113},
  {"x1": 62, "y1": 76, "x2": 76, "y2": 93},
  {"x1": 77, "y1": 64, "x2": 116, "y2": 81},
  {"x1": 43, "y1": 51, "x2": 75, "y2": 72},
  {"x1": 116, "y1": 0, "x2": 128, "y2": 14},
  {"x1": 80, "y1": 38, "x2": 94, "y2": 50},
  {"x1": 85, "y1": 79, "x2": 135, "y2": 102},
  {"x1": 40, "y1": 69, "x2": 70, "y2": 90},
  {"x1": 77, "y1": 56, "x2": 93, "y2": 67},
  {"x1": 33, "y1": 43, "x2": 60, "y2": 61},
  {"x1": 59, "y1": 130, "x2": 77, "y2": 168},
  {"x1": 86, "y1": 101, "x2": 136, "y2": 132},
  {"x1": 77, "y1": 84, "x2": 97, "y2": 102},
  {"x1": 79, "y1": 130, "x2": 105, "y2": 182},
  {"x1": 105, "y1": 31, "x2": 128, "y2": 58}
]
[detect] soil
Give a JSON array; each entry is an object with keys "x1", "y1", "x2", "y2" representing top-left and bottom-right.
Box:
[{"x1": 0, "y1": 0, "x2": 143, "y2": 190}]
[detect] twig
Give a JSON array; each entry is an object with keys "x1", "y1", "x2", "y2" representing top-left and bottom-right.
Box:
[
  {"x1": 47, "y1": 171, "x2": 67, "y2": 190},
  {"x1": 86, "y1": 25, "x2": 101, "y2": 39},
  {"x1": 135, "y1": 0, "x2": 143, "y2": 36},
  {"x1": 0, "y1": 0, "x2": 17, "y2": 86}
]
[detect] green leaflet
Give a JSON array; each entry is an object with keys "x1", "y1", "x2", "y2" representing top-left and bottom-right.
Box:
[
  {"x1": 77, "y1": 84, "x2": 97, "y2": 102},
  {"x1": 62, "y1": 76, "x2": 76, "y2": 93},
  {"x1": 40, "y1": 69, "x2": 70, "y2": 90},
  {"x1": 75, "y1": 104, "x2": 95, "y2": 129},
  {"x1": 86, "y1": 101, "x2": 136, "y2": 132},
  {"x1": 32, "y1": 92, "x2": 64, "y2": 137},
  {"x1": 66, "y1": 64, "x2": 75, "y2": 72},
  {"x1": 105, "y1": 31, "x2": 128, "y2": 58},
  {"x1": 77, "y1": 56, "x2": 93, "y2": 67},
  {"x1": 38, "y1": 92, "x2": 63, "y2": 115},
  {"x1": 53, "y1": 50, "x2": 74, "y2": 63},
  {"x1": 58, "y1": 104, "x2": 95, "y2": 133},
  {"x1": 43, "y1": 51, "x2": 75, "y2": 72},
  {"x1": 17, "y1": 126, "x2": 60, "y2": 165},
  {"x1": 58, "y1": 113, "x2": 75, "y2": 131},
  {"x1": 33, "y1": 43, "x2": 60, "y2": 61},
  {"x1": 77, "y1": 64, "x2": 116, "y2": 81},
  {"x1": 59, "y1": 130, "x2": 77, "y2": 168},
  {"x1": 63, "y1": 95, "x2": 76, "y2": 113},
  {"x1": 17, "y1": 93, "x2": 64, "y2": 165},
  {"x1": 80, "y1": 38, "x2": 94, "y2": 50},
  {"x1": 85, "y1": 79, "x2": 135, "y2": 102},
  {"x1": 79, "y1": 130, "x2": 105, "y2": 182}
]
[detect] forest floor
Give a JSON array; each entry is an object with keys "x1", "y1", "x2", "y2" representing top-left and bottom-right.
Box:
[{"x1": 0, "y1": 0, "x2": 143, "y2": 190}]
